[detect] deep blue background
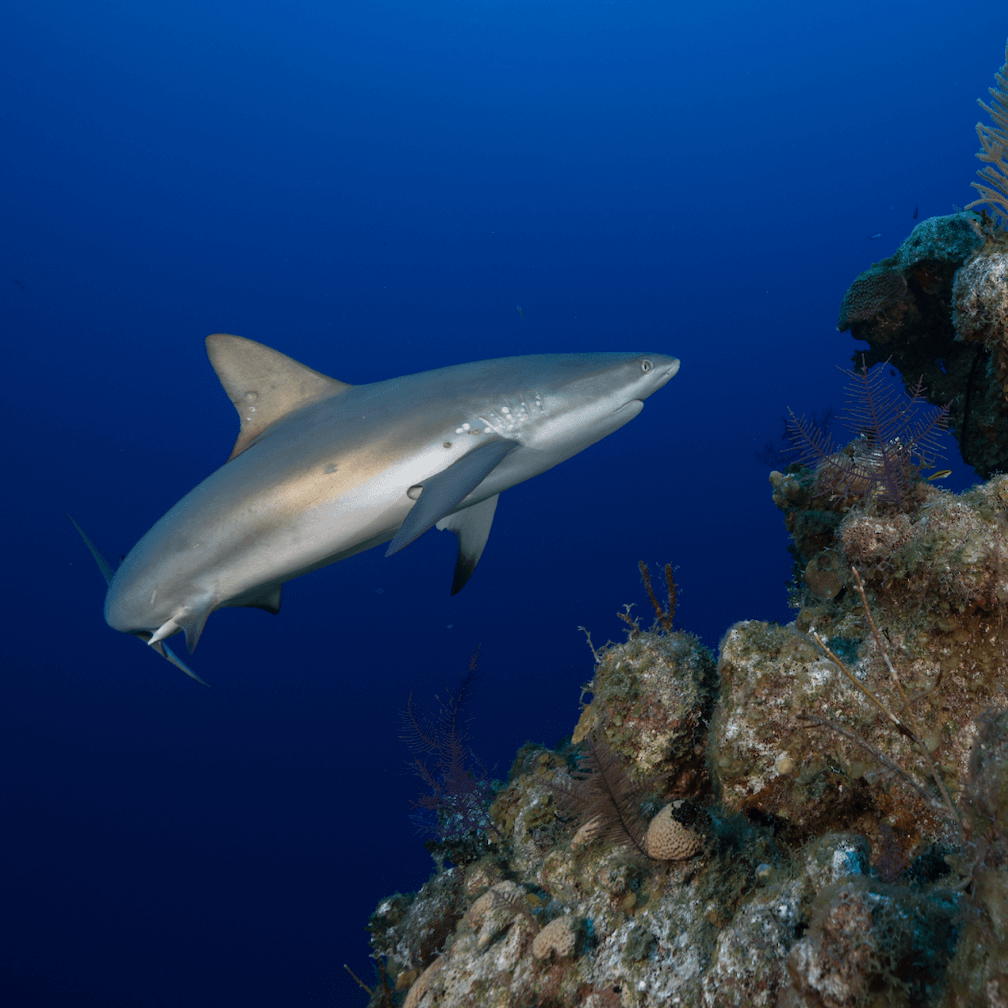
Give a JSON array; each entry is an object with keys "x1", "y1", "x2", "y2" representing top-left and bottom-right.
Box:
[{"x1": 3, "y1": 2, "x2": 1003, "y2": 1004}]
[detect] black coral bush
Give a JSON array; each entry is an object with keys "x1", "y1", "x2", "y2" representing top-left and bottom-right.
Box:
[
  {"x1": 787, "y1": 357, "x2": 949, "y2": 507},
  {"x1": 401, "y1": 651, "x2": 499, "y2": 849},
  {"x1": 551, "y1": 734, "x2": 660, "y2": 858}
]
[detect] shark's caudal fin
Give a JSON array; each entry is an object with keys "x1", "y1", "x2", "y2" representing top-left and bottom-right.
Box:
[{"x1": 66, "y1": 513, "x2": 210, "y2": 688}]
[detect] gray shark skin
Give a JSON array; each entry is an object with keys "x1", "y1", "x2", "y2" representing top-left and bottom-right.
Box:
[{"x1": 102, "y1": 334, "x2": 679, "y2": 664}]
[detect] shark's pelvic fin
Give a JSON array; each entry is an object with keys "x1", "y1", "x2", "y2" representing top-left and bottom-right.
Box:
[
  {"x1": 386, "y1": 439, "x2": 517, "y2": 557},
  {"x1": 205, "y1": 333, "x2": 354, "y2": 461},
  {"x1": 436, "y1": 493, "x2": 499, "y2": 595},
  {"x1": 67, "y1": 513, "x2": 210, "y2": 687},
  {"x1": 149, "y1": 596, "x2": 215, "y2": 654},
  {"x1": 148, "y1": 617, "x2": 181, "y2": 646}
]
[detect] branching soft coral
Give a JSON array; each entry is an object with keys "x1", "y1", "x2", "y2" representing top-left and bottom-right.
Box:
[
  {"x1": 965, "y1": 40, "x2": 1008, "y2": 228},
  {"x1": 787, "y1": 357, "x2": 949, "y2": 507}
]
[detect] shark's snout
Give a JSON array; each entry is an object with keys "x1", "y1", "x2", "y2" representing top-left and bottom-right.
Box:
[{"x1": 659, "y1": 358, "x2": 680, "y2": 385}]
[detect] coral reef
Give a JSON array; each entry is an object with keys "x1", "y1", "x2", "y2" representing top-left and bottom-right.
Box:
[{"x1": 358, "y1": 241, "x2": 1008, "y2": 1007}]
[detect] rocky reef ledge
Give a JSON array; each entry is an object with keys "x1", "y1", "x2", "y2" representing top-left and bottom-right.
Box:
[{"x1": 363, "y1": 223, "x2": 1008, "y2": 1007}]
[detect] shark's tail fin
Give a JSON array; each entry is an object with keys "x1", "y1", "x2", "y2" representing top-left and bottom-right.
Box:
[{"x1": 65, "y1": 513, "x2": 211, "y2": 688}]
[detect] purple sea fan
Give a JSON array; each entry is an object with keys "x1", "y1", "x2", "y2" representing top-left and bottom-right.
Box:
[{"x1": 787, "y1": 357, "x2": 950, "y2": 507}]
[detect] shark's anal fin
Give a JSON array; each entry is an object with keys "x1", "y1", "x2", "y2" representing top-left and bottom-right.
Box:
[
  {"x1": 386, "y1": 439, "x2": 518, "y2": 557},
  {"x1": 436, "y1": 494, "x2": 499, "y2": 595},
  {"x1": 235, "y1": 584, "x2": 282, "y2": 614}
]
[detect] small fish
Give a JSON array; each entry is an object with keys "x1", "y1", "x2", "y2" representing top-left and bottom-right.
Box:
[
  {"x1": 913, "y1": 204, "x2": 919, "y2": 220},
  {"x1": 925, "y1": 469, "x2": 952, "y2": 481},
  {"x1": 516, "y1": 304, "x2": 525, "y2": 319},
  {"x1": 867, "y1": 232, "x2": 882, "y2": 240},
  {"x1": 12, "y1": 278, "x2": 27, "y2": 290}
]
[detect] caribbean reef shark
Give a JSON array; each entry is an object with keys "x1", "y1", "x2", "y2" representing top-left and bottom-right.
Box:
[{"x1": 72, "y1": 334, "x2": 679, "y2": 683}]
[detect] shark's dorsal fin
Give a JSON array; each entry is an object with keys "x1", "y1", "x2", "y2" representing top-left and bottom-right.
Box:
[{"x1": 206, "y1": 334, "x2": 353, "y2": 461}]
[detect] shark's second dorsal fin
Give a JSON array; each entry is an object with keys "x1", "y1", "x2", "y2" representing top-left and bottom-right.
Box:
[{"x1": 206, "y1": 334, "x2": 353, "y2": 461}]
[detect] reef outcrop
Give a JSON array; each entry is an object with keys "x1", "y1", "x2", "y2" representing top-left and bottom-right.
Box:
[{"x1": 838, "y1": 212, "x2": 1008, "y2": 478}]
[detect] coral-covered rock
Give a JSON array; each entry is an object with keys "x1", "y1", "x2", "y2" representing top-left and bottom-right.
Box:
[
  {"x1": 953, "y1": 245, "x2": 1008, "y2": 477},
  {"x1": 942, "y1": 708, "x2": 1008, "y2": 1006},
  {"x1": 368, "y1": 868, "x2": 465, "y2": 980},
  {"x1": 365, "y1": 474, "x2": 1008, "y2": 1005},
  {"x1": 573, "y1": 630, "x2": 716, "y2": 793},
  {"x1": 787, "y1": 874, "x2": 958, "y2": 1008},
  {"x1": 954, "y1": 248, "x2": 1008, "y2": 349},
  {"x1": 699, "y1": 880, "x2": 804, "y2": 1007},
  {"x1": 838, "y1": 213, "x2": 978, "y2": 339},
  {"x1": 707, "y1": 615, "x2": 970, "y2": 851}
]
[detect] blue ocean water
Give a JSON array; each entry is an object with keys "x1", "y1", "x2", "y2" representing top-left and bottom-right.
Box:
[{"x1": 2, "y1": 2, "x2": 1003, "y2": 1004}]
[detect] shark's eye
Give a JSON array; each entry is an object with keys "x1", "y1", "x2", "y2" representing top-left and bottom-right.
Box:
[{"x1": 641, "y1": 359, "x2": 653, "y2": 373}]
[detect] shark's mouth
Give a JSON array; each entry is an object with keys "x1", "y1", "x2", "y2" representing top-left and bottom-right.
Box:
[{"x1": 613, "y1": 399, "x2": 644, "y2": 415}]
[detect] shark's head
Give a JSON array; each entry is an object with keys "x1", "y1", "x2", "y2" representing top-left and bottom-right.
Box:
[{"x1": 517, "y1": 351, "x2": 680, "y2": 453}]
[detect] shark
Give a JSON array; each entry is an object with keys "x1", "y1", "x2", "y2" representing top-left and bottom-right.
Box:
[{"x1": 72, "y1": 334, "x2": 679, "y2": 683}]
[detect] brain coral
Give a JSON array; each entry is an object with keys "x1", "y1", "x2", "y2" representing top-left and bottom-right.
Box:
[
  {"x1": 644, "y1": 803, "x2": 701, "y2": 860},
  {"x1": 531, "y1": 915, "x2": 578, "y2": 960}
]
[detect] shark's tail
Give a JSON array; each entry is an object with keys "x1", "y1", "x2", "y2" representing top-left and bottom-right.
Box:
[{"x1": 66, "y1": 513, "x2": 211, "y2": 688}]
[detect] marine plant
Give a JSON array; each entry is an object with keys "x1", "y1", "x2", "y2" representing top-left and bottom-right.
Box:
[
  {"x1": 965, "y1": 39, "x2": 1008, "y2": 229},
  {"x1": 787, "y1": 356, "x2": 949, "y2": 508}
]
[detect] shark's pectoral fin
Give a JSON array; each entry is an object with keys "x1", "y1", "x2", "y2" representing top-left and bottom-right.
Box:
[
  {"x1": 436, "y1": 493, "x2": 499, "y2": 595},
  {"x1": 385, "y1": 439, "x2": 518, "y2": 557}
]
